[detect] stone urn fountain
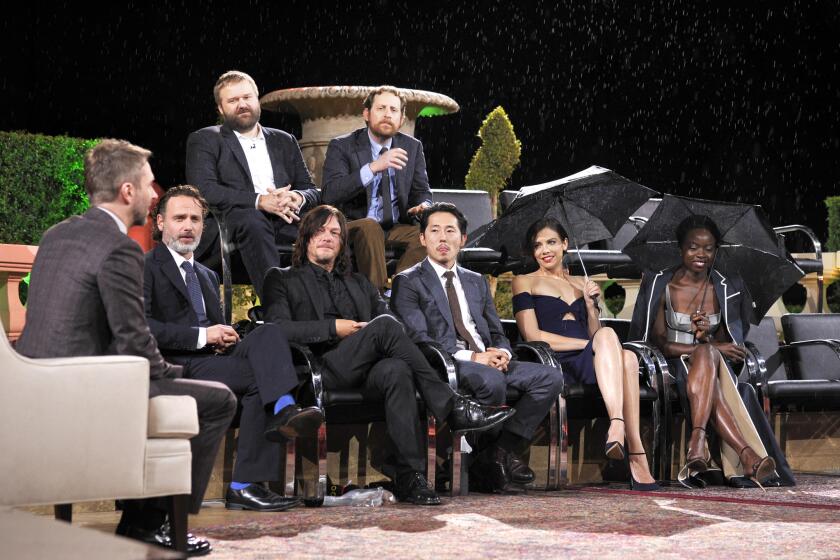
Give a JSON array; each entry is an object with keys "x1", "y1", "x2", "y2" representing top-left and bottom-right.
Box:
[{"x1": 260, "y1": 86, "x2": 459, "y2": 187}]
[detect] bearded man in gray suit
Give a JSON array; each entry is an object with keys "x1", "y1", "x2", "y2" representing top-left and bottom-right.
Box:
[{"x1": 16, "y1": 139, "x2": 236, "y2": 557}]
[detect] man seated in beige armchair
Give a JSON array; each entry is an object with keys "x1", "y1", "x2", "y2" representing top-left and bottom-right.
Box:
[{"x1": 15, "y1": 139, "x2": 237, "y2": 557}]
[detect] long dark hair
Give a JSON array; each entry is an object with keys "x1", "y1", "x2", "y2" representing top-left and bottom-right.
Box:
[
  {"x1": 523, "y1": 217, "x2": 569, "y2": 257},
  {"x1": 292, "y1": 205, "x2": 351, "y2": 275}
]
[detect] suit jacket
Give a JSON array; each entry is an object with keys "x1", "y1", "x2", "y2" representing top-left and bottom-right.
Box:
[
  {"x1": 143, "y1": 243, "x2": 224, "y2": 356},
  {"x1": 185, "y1": 124, "x2": 320, "y2": 214},
  {"x1": 262, "y1": 264, "x2": 391, "y2": 350},
  {"x1": 15, "y1": 208, "x2": 179, "y2": 380},
  {"x1": 628, "y1": 266, "x2": 755, "y2": 346},
  {"x1": 321, "y1": 127, "x2": 431, "y2": 223},
  {"x1": 391, "y1": 259, "x2": 512, "y2": 356}
]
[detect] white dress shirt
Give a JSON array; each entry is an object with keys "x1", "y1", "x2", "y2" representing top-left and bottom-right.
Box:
[
  {"x1": 426, "y1": 258, "x2": 492, "y2": 362},
  {"x1": 235, "y1": 126, "x2": 276, "y2": 207},
  {"x1": 165, "y1": 245, "x2": 208, "y2": 349}
]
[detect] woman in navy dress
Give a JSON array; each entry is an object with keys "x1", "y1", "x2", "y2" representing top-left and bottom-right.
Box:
[{"x1": 512, "y1": 218, "x2": 657, "y2": 490}]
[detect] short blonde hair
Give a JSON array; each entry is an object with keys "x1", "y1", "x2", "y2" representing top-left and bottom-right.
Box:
[
  {"x1": 84, "y1": 139, "x2": 151, "y2": 204},
  {"x1": 213, "y1": 70, "x2": 259, "y2": 105}
]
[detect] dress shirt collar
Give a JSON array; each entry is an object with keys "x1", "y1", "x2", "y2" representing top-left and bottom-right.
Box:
[
  {"x1": 427, "y1": 257, "x2": 458, "y2": 282},
  {"x1": 165, "y1": 244, "x2": 194, "y2": 271},
  {"x1": 234, "y1": 124, "x2": 265, "y2": 145},
  {"x1": 307, "y1": 260, "x2": 339, "y2": 279},
  {"x1": 95, "y1": 206, "x2": 127, "y2": 234}
]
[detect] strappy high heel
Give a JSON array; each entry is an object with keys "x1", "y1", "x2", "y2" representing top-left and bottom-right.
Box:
[
  {"x1": 738, "y1": 446, "x2": 776, "y2": 492},
  {"x1": 605, "y1": 418, "x2": 626, "y2": 461},
  {"x1": 685, "y1": 426, "x2": 710, "y2": 472},
  {"x1": 627, "y1": 452, "x2": 660, "y2": 491}
]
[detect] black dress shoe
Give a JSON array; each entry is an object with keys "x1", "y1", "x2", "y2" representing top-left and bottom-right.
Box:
[
  {"x1": 265, "y1": 405, "x2": 324, "y2": 441},
  {"x1": 470, "y1": 451, "x2": 526, "y2": 495},
  {"x1": 395, "y1": 472, "x2": 442, "y2": 505},
  {"x1": 226, "y1": 484, "x2": 302, "y2": 512},
  {"x1": 506, "y1": 450, "x2": 535, "y2": 485},
  {"x1": 447, "y1": 395, "x2": 515, "y2": 433},
  {"x1": 123, "y1": 522, "x2": 212, "y2": 557}
]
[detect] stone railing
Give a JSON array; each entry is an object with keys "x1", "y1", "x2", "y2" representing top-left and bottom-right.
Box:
[{"x1": 0, "y1": 244, "x2": 37, "y2": 341}]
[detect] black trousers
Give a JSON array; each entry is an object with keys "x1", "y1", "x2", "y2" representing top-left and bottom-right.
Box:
[
  {"x1": 224, "y1": 208, "x2": 298, "y2": 299},
  {"x1": 120, "y1": 375, "x2": 237, "y2": 530},
  {"x1": 173, "y1": 323, "x2": 298, "y2": 482},
  {"x1": 321, "y1": 315, "x2": 455, "y2": 473}
]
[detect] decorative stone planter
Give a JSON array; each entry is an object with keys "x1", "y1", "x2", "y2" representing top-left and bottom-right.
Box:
[
  {"x1": 261, "y1": 86, "x2": 459, "y2": 187},
  {"x1": 0, "y1": 244, "x2": 38, "y2": 341}
]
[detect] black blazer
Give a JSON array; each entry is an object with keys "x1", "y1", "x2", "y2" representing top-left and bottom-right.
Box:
[
  {"x1": 391, "y1": 259, "x2": 512, "y2": 356},
  {"x1": 143, "y1": 242, "x2": 224, "y2": 355},
  {"x1": 321, "y1": 127, "x2": 431, "y2": 223},
  {"x1": 262, "y1": 265, "x2": 391, "y2": 349},
  {"x1": 185, "y1": 124, "x2": 320, "y2": 214},
  {"x1": 628, "y1": 266, "x2": 755, "y2": 346}
]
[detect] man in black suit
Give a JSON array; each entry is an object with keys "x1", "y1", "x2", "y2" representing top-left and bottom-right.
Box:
[
  {"x1": 16, "y1": 139, "x2": 237, "y2": 556},
  {"x1": 262, "y1": 205, "x2": 515, "y2": 505},
  {"x1": 186, "y1": 70, "x2": 319, "y2": 298},
  {"x1": 391, "y1": 203, "x2": 564, "y2": 493},
  {"x1": 321, "y1": 85, "x2": 430, "y2": 292},
  {"x1": 144, "y1": 185, "x2": 324, "y2": 512}
]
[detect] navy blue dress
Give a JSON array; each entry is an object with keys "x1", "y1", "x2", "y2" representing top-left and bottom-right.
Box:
[{"x1": 512, "y1": 292, "x2": 597, "y2": 384}]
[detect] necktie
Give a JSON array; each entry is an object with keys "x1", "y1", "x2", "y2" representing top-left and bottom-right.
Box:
[
  {"x1": 443, "y1": 270, "x2": 481, "y2": 352},
  {"x1": 181, "y1": 261, "x2": 211, "y2": 327},
  {"x1": 378, "y1": 146, "x2": 394, "y2": 229}
]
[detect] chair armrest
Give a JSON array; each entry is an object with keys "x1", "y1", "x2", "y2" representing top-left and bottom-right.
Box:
[
  {"x1": 417, "y1": 341, "x2": 459, "y2": 391},
  {"x1": 624, "y1": 341, "x2": 673, "y2": 397},
  {"x1": 781, "y1": 339, "x2": 840, "y2": 363},
  {"x1": 288, "y1": 341, "x2": 326, "y2": 412},
  {"x1": 620, "y1": 341, "x2": 659, "y2": 393},
  {"x1": 513, "y1": 341, "x2": 556, "y2": 367},
  {"x1": 743, "y1": 341, "x2": 769, "y2": 389}
]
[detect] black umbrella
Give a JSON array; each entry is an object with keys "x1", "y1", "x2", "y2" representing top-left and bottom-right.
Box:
[
  {"x1": 468, "y1": 167, "x2": 658, "y2": 274},
  {"x1": 622, "y1": 194, "x2": 805, "y2": 322}
]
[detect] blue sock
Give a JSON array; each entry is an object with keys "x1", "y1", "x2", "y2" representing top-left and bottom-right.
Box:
[
  {"x1": 230, "y1": 481, "x2": 251, "y2": 490},
  {"x1": 273, "y1": 394, "x2": 296, "y2": 415}
]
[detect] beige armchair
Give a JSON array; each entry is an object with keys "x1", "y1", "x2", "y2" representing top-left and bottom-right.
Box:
[{"x1": 0, "y1": 333, "x2": 199, "y2": 552}]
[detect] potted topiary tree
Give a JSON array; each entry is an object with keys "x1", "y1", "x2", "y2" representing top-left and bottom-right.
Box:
[{"x1": 465, "y1": 106, "x2": 522, "y2": 218}]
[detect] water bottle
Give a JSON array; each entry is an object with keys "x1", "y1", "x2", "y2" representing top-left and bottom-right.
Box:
[{"x1": 321, "y1": 487, "x2": 394, "y2": 507}]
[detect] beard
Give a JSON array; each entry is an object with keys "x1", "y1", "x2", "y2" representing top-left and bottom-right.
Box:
[
  {"x1": 131, "y1": 203, "x2": 148, "y2": 227},
  {"x1": 223, "y1": 105, "x2": 261, "y2": 133},
  {"x1": 165, "y1": 234, "x2": 201, "y2": 255},
  {"x1": 367, "y1": 118, "x2": 398, "y2": 139}
]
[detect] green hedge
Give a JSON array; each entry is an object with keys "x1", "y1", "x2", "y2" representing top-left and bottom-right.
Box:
[
  {"x1": 826, "y1": 196, "x2": 840, "y2": 252},
  {"x1": 0, "y1": 131, "x2": 98, "y2": 245}
]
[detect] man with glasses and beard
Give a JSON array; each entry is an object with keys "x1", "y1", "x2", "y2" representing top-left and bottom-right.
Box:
[
  {"x1": 186, "y1": 70, "x2": 319, "y2": 298},
  {"x1": 144, "y1": 185, "x2": 324, "y2": 513},
  {"x1": 321, "y1": 85, "x2": 432, "y2": 294}
]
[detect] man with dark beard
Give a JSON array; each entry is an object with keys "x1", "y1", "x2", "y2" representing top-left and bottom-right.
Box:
[
  {"x1": 143, "y1": 185, "x2": 323, "y2": 513},
  {"x1": 321, "y1": 85, "x2": 432, "y2": 293},
  {"x1": 186, "y1": 70, "x2": 319, "y2": 298}
]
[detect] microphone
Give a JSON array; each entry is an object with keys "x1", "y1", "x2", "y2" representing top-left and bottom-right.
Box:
[{"x1": 249, "y1": 142, "x2": 256, "y2": 149}]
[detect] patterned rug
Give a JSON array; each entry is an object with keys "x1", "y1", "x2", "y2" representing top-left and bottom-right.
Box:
[{"x1": 199, "y1": 474, "x2": 840, "y2": 559}]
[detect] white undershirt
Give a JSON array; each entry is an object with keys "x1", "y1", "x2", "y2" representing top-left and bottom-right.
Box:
[
  {"x1": 235, "y1": 126, "x2": 275, "y2": 207},
  {"x1": 426, "y1": 258, "x2": 490, "y2": 362}
]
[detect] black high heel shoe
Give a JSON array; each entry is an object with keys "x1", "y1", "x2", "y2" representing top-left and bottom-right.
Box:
[
  {"x1": 627, "y1": 452, "x2": 660, "y2": 491},
  {"x1": 605, "y1": 418, "x2": 625, "y2": 461},
  {"x1": 737, "y1": 446, "x2": 776, "y2": 492},
  {"x1": 685, "y1": 426, "x2": 710, "y2": 472}
]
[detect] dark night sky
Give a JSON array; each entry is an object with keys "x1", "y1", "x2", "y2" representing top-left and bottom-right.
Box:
[{"x1": 3, "y1": 1, "x2": 839, "y2": 246}]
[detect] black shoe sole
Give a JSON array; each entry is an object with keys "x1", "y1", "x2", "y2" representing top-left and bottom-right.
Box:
[
  {"x1": 265, "y1": 408, "x2": 324, "y2": 442},
  {"x1": 225, "y1": 499, "x2": 301, "y2": 512},
  {"x1": 451, "y1": 409, "x2": 516, "y2": 434},
  {"x1": 399, "y1": 495, "x2": 442, "y2": 506}
]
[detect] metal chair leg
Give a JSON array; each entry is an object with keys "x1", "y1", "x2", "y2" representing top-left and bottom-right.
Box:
[
  {"x1": 303, "y1": 423, "x2": 327, "y2": 506},
  {"x1": 545, "y1": 397, "x2": 560, "y2": 489},
  {"x1": 450, "y1": 432, "x2": 465, "y2": 496},
  {"x1": 284, "y1": 437, "x2": 296, "y2": 497},
  {"x1": 558, "y1": 395, "x2": 569, "y2": 486},
  {"x1": 426, "y1": 414, "x2": 436, "y2": 490}
]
